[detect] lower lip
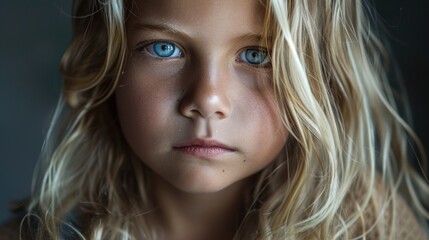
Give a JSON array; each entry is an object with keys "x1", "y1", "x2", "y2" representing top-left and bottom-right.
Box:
[{"x1": 174, "y1": 146, "x2": 234, "y2": 158}]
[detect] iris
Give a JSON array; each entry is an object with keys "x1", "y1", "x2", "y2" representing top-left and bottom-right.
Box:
[
  {"x1": 145, "y1": 41, "x2": 183, "y2": 58},
  {"x1": 242, "y1": 49, "x2": 268, "y2": 65}
]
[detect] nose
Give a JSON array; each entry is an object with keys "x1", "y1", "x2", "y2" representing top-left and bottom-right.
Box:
[{"x1": 179, "y1": 60, "x2": 232, "y2": 120}]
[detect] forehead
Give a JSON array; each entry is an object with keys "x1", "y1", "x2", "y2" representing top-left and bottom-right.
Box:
[{"x1": 127, "y1": 0, "x2": 266, "y2": 36}]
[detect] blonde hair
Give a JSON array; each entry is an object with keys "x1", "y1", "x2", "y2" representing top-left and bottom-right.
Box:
[{"x1": 26, "y1": 0, "x2": 429, "y2": 239}]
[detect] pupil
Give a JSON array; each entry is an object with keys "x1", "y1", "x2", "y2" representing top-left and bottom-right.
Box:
[
  {"x1": 246, "y1": 49, "x2": 265, "y2": 64},
  {"x1": 162, "y1": 44, "x2": 171, "y2": 51},
  {"x1": 154, "y1": 42, "x2": 175, "y2": 57}
]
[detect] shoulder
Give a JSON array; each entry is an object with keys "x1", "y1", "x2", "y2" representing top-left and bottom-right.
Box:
[
  {"x1": 0, "y1": 214, "x2": 44, "y2": 240},
  {"x1": 344, "y1": 174, "x2": 428, "y2": 239},
  {"x1": 0, "y1": 200, "x2": 33, "y2": 240},
  {"x1": 0, "y1": 217, "x2": 23, "y2": 240},
  {"x1": 391, "y1": 190, "x2": 428, "y2": 239}
]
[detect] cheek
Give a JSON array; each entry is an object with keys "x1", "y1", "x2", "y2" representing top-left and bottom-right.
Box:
[
  {"x1": 117, "y1": 58, "x2": 179, "y2": 115},
  {"x1": 234, "y1": 85, "x2": 288, "y2": 165},
  {"x1": 115, "y1": 70, "x2": 177, "y2": 151}
]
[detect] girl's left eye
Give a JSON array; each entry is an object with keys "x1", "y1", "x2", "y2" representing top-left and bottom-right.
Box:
[
  {"x1": 237, "y1": 48, "x2": 270, "y2": 66},
  {"x1": 141, "y1": 41, "x2": 183, "y2": 58}
]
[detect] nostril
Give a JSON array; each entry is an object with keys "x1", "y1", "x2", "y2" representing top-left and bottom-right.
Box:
[
  {"x1": 214, "y1": 110, "x2": 227, "y2": 119},
  {"x1": 178, "y1": 83, "x2": 231, "y2": 120},
  {"x1": 179, "y1": 95, "x2": 231, "y2": 120}
]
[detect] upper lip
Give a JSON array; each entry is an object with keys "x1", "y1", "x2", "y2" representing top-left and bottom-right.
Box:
[{"x1": 173, "y1": 138, "x2": 236, "y2": 151}]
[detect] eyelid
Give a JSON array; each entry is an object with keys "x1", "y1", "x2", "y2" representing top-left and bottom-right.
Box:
[
  {"x1": 134, "y1": 40, "x2": 185, "y2": 59},
  {"x1": 236, "y1": 46, "x2": 271, "y2": 67},
  {"x1": 133, "y1": 41, "x2": 271, "y2": 67}
]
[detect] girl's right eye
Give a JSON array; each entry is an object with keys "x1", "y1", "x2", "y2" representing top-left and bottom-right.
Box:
[{"x1": 138, "y1": 41, "x2": 183, "y2": 58}]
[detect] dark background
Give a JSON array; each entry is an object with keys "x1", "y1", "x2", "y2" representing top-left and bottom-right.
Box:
[{"x1": 1, "y1": 0, "x2": 428, "y2": 224}]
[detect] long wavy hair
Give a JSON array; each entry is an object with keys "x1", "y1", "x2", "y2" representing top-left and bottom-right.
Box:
[{"x1": 26, "y1": 0, "x2": 429, "y2": 239}]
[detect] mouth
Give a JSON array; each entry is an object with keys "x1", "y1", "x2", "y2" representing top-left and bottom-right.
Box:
[{"x1": 173, "y1": 139, "x2": 236, "y2": 158}]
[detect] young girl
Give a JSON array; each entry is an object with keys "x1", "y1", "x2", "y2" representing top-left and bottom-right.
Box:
[{"x1": 2, "y1": 0, "x2": 429, "y2": 239}]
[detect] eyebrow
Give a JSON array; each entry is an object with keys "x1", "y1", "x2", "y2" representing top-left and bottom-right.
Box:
[
  {"x1": 131, "y1": 22, "x2": 269, "y2": 45},
  {"x1": 133, "y1": 23, "x2": 184, "y2": 36}
]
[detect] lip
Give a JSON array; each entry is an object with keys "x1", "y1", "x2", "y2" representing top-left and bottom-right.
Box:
[{"x1": 173, "y1": 139, "x2": 236, "y2": 158}]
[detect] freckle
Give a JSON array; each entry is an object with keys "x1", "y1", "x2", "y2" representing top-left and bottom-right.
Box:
[
  {"x1": 222, "y1": 169, "x2": 225, "y2": 172},
  {"x1": 243, "y1": 160, "x2": 246, "y2": 163}
]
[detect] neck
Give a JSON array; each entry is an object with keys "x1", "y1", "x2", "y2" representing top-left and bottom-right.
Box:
[{"x1": 149, "y1": 173, "x2": 250, "y2": 240}]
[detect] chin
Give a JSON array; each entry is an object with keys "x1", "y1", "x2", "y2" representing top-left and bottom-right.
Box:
[
  {"x1": 171, "y1": 176, "x2": 232, "y2": 194},
  {"x1": 150, "y1": 164, "x2": 250, "y2": 195}
]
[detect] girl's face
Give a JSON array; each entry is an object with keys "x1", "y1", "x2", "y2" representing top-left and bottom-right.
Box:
[{"x1": 116, "y1": 0, "x2": 288, "y2": 193}]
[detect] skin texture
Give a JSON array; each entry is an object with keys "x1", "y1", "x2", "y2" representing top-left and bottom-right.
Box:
[{"x1": 115, "y1": 0, "x2": 288, "y2": 238}]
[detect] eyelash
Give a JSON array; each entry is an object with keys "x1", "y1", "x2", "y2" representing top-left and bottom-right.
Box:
[
  {"x1": 135, "y1": 41, "x2": 271, "y2": 67},
  {"x1": 236, "y1": 47, "x2": 271, "y2": 67},
  {"x1": 136, "y1": 41, "x2": 184, "y2": 59}
]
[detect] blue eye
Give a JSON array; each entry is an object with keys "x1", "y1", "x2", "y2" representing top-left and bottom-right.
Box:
[
  {"x1": 238, "y1": 48, "x2": 270, "y2": 66},
  {"x1": 143, "y1": 41, "x2": 183, "y2": 58}
]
